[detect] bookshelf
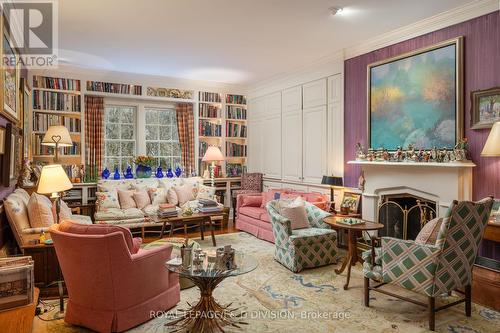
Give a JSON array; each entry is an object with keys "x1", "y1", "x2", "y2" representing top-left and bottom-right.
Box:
[
  {"x1": 198, "y1": 92, "x2": 247, "y2": 177},
  {"x1": 31, "y1": 75, "x2": 83, "y2": 179}
]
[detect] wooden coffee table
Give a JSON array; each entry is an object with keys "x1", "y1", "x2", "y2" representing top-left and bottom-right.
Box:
[
  {"x1": 150, "y1": 212, "x2": 225, "y2": 246},
  {"x1": 323, "y1": 216, "x2": 384, "y2": 290}
]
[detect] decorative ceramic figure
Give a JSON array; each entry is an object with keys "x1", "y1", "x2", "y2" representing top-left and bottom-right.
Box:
[
  {"x1": 431, "y1": 147, "x2": 438, "y2": 160},
  {"x1": 395, "y1": 146, "x2": 403, "y2": 162},
  {"x1": 367, "y1": 148, "x2": 374, "y2": 161},
  {"x1": 113, "y1": 167, "x2": 121, "y2": 180},
  {"x1": 382, "y1": 149, "x2": 390, "y2": 161},
  {"x1": 101, "y1": 167, "x2": 110, "y2": 179},
  {"x1": 355, "y1": 143, "x2": 366, "y2": 161},
  {"x1": 175, "y1": 166, "x2": 182, "y2": 177},
  {"x1": 166, "y1": 167, "x2": 174, "y2": 178},
  {"x1": 358, "y1": 171, "x2": 366, "y2": 191},
  {"x1": 20, "y1": 159, "x2": 34, "y2": 187},
  {"x1": 156, "y1": 166, "x2": 164, "y2": 178},
  {"x1": 124, "y1": 165, "x2": 134, "y2": 179}
]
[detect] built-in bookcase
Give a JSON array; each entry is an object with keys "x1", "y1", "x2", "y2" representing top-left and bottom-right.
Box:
[
  {"x1": 198, "y1": 92, "x2": 247, "y2": 177},
  {"x1": 32, "y1": 75, "x2": 83, "y2": 168}
]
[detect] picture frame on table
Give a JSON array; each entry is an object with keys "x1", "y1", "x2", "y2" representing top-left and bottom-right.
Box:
[
  {"x1": 470, "y1": 87, "x2": 500, "y2": 129},
  {"x1": 341, "y1": 192, "x2": 361, "y2": 214},
  {"x1": 0, "y1": 13, "x2": 21, "y2": 126}
]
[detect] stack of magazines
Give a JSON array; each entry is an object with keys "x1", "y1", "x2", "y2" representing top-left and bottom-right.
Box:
[
  {"x1": 198, "y1": 199, "x2": 223, "y2": 213},
  {"x1": 158, "y1": 204, "x2": 179, "y2": 218},
  {"x1": 0, "y1": 256, "x2": 34, "y2": 311}
]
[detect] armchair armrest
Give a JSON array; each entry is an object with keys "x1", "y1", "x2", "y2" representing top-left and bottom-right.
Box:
[{"x1": 304, "y1": 201, "x2": 331, "y2": 229}]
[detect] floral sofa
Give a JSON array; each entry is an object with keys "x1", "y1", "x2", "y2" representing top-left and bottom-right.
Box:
[
  {"x1": 95, "y1": 177, "x2": 211, "y2": 228},
  {"x1": 235, "y1": 189, "x2": 329, "y2": 243}
]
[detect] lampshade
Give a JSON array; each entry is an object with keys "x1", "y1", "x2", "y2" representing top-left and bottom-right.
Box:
[
  {"x1": 41, "y1": 125, "x2": 73, "y2": 147},
  {"x1": 202, "y1": 146, "x2": 224, "y2": 162},
  {"x1": 481, "y1": 121, "x2": 500, "y2": 157},
  {"x1": 321, "y1": 176, "x2": 343, "y2": 187},
  {"x1": 37, "y1": 164, "x2": 73, "y2": 194}
]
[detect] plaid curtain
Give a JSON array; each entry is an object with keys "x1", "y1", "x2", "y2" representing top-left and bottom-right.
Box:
[
  {"x1": 84, "y1": 96, "x2": 104, "y2": 179},
  {"x1": 176, "y1": 103, "x2": 195, "y2": 173}
]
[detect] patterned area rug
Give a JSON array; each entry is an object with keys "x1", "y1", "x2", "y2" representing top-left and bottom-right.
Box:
[{"x1": 34, "y1": 232, "x2": 500, "y2": 333}]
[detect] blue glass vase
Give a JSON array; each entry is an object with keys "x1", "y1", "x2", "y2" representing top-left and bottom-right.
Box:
[
  {"x1": 136, "y1": 165, "x2": 152, "y2": 178},
  {"x1": 124, "y1": 165, "x2": 134, "y2": 179},
  {"x1": 101, "y1": 167, "x2": 110, "y2": 179},
  {"x1": 113, "y1": 168, "x2": 120, "y2": 180},
  {"x1": 166, "y1": 168, "x2": 174, "y2": 178},
  {"x1": 175, "y1": 166, "x2": 182, "y2": 177},
  {"x1": 156, "y1": 166, "x2": 164, "y2": 178}
]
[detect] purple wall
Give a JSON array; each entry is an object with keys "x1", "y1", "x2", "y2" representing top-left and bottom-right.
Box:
[{"x1": 344, "y1": 11, "x2": 500, "y2": 259}]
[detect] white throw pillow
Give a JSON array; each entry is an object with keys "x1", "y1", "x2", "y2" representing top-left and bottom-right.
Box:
[
  {"x1": 52, "y1": 200, "x2": 73, "y2": 223},
  {"x1": 148, "y1": 187, "x2": 168, "y2": 205},
  {"x1": 167, "y1": 188, "x2": 179, "y2": 205},
  {"x1": 28, "y1": 193, "x2": 54, "y2": 228},
  {"x1": 174, "y1": 184, "x2": 196, "y2": 206},
  {"x1": 196, "y1": 184, "x2": 216, "y2": 200},
  {"x1": 96, "y1": 190, "x2": 120, "y2": 209},
  {"x1": 278, "y1": 196, "x2": 309, "y2": 230}
]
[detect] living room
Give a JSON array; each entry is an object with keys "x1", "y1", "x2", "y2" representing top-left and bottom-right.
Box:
[{"x1": 0, "y1": 1, "x2": 499, "y2": 332}]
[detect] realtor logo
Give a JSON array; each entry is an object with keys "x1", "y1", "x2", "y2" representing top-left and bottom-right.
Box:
[{"x1": 1, "y1": 0, "x2": 58, "y2": 67}]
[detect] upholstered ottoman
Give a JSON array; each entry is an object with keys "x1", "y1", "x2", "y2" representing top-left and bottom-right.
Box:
[{"x1": 142, "y1": 238, "x2": 201, "y2": 289}]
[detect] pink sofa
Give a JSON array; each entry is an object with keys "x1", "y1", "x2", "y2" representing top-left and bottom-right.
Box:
[
  {"x1": 236, "y1": 189, "x2": 329, "y2": 243},
  {"x1": 49, "y1": 221, "x2": 180, "y2": 333}
]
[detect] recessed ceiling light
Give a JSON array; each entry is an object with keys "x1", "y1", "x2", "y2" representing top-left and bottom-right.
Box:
[{"x1": 330, "y1": 6, "x2": 344, "y2": 16}]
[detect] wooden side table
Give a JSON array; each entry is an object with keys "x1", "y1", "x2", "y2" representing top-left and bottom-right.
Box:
[{"x1": 323, "y1": 216, "x2": 384, "y2": 290}]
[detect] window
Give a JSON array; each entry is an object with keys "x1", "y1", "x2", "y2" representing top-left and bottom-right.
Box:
[
  {"x1": 104, "y1": 105, "x2": 136, "y2": 171},
  {"x1": 145, "y1": 107, "x2": 182, "y2": 168}
]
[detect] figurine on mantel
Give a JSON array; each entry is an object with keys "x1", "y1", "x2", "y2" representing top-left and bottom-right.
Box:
[{"x1": 355, "y1": 143, "x2": 366, "y2": 161}]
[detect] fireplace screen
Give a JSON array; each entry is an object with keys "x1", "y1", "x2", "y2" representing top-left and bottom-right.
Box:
[{"x1": 377, "y1": 194, "x2": 436, "y2": 240}]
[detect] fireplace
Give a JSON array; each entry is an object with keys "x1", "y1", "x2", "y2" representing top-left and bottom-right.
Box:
[{"x1": 377, "y1": 194, "x2": 436, "y2": 240}]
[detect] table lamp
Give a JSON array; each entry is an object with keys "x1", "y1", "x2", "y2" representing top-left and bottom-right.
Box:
[
  {"x1": 37, "y1": 164, "x2": 73, "y2": 223},
  {"x1": 321, "y1": 175, "x2": 343, "y2": 212},
  {"x1": 481, "y1": 121, "x2": 500, "y2": 157},
  {"x1": 42, "y1": 125, "x2": 73, "y2": 162},
  {"x1": 202, "y1": 146, "x2": 224, "y2": 187}
]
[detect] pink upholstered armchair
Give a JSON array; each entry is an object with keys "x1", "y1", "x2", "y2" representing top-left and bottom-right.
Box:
[{"x1": 49, "y1": 221, "x2": 180, "y2": 333}]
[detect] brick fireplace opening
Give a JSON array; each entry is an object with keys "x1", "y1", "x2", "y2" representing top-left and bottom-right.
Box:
[{"x1": 377, "y1": 194, "x2": 436, "y2": 240}]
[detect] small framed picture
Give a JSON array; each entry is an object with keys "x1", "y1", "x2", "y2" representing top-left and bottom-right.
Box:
[
  {"x1": 341, "y1": 192, "x2": 361, "y2": 214},
  {"x1": 470, "y1": 87, "x2": 500, "y2": 129},
  {"x1": 0, "y1": 127, "x2": 5, "y2": 154}
]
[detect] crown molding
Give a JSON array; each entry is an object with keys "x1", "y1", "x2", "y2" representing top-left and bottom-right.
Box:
[{"x1": 344, "y1": 0, "x2": 499, "y2": 59}]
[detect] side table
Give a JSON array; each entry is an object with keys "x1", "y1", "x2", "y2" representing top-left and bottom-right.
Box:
[{"x1": 323, "y1": 216, "x2": 384, "y2": 290}]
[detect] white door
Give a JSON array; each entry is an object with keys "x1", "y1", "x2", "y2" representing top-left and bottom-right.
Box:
[
  {"x1": 248, "y1": 118, "x2": 263, "y2": 172},
  {"x1": 303, "y1": 105, "x2": 327, "y2": 183},
  {"x1": 282, "y1": 109, "x2": 302, "y2": 181},
  {"x1": 263, "y1": 114, "x2": 282, "y2": 179}
]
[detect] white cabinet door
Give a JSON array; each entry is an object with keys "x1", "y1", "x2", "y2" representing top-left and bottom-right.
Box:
[
  {"x1": 263, "y1": 114, "x2": 282, "y2": 179},
  {"x1": 327, "y1": 74, "x2": 344, "y2": 177},
  {"x1": 303, "y1": 79, "x2": 327, "y2": 109},
  {"x1": 282, "y1": 109, "x2": 302, "y2": 182},
  {"x1": 248, "y1": 119, "x2": 263, "y2": 172},
  {"x1": 266, "y1": 91, "x2": 282, "y2": 116},
  {"x1": 282, "y1": 86, "x2": 302, "y2": 113},
  {"x1": 303, "y1": 105, "x2": 327, "y2": 184}
]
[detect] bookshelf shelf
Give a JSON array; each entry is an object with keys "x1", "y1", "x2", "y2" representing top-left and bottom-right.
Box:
[
  {"x1": 33, "y1": 109, "x2": 81, "y2": 116},
  {"x1": 33, "y1": 87, "x2": 81, "y2": 94},
  {"x1": 225, "y1": 103, "x2": 247, "y2": 107}
]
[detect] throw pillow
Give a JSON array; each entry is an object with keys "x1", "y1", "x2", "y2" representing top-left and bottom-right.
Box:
[
  {"x1": 28, "y1": 193, "x2": 54, "y2": 228},
  {"x1": 96, "y1": 190, "x2": 120, "y2": 209},
  {"x1": 278, "y1": 196, "x2": 309, "y2": 229},
  {"x1": 182, "y1": 177, "x2": 204, "y2": 197},
  {"x1": 261, "y1": 189, "x2": 285, "y2": 208},
  {"x1": 174, "y1": 184, "x2": 195, "y2": 206},
  {"x1": 51, "y1": 200, "x2": 73, "y2": 223},
  {"x1": 133, "y1": 190, "x2": 151, "y2": 209},
  {"x1": 240, "y1": 195, "x2": 262, "y2": 207},
  {"x1": 148, "y1": 187, "x2": 168, "y2": 205},
  {"x1": 118, "y1": 190, "x2": 137, "y2": 209},
  {"x1": 415, "y1": 217, "x2": 443, "y2": 245},
  {"x1": 167, "y1": 188, "x2": 179, "y2": 205},
  {"x1": 197, "y1": 184, "x2": 216, "y2": 200}
]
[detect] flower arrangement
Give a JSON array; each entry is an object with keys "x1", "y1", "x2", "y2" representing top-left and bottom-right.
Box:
[{"x1": 134, "y1": 155, "x2": 155, "y2": 167}]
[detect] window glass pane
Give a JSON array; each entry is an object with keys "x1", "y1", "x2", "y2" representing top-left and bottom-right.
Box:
[
  {"x1": 106, "y1": 158, "x2": 120, "y2": 170},
  {"x1": 121, "y1": 108, "x2": 135, "y2": 123},
  {"x1": 106, "y1": 141, "x2": 120, "y2": 156},
  {"x1": 146, "y1": 109, "x2": 158, "y2": 124},
  {"x1": 146, "y1": 142, "x2": 159, "y2": 156},
  {"x1": 145, "y1": 125, "x2": 158, "y2": 140},
  {"x1": 105, "y1": 124, "x2": 119, "y2": 139},
  {"x1": 121, "y1": 142, "x2": 135, "y2": 156},
  {"x1": 104, "y1": 105, "x2": 137, "y2": 170},
  {"x1": 159, "y1": 125, "x2": 172, "y2": 141},
  {"x1": 106, "y1": 108, "x2": 119, "y2": 123},
  {"x1": 121, "y1": 124, "x2": 134, "y2": 140},
  {"x1": 159, "y1": 142, "x2": 172, "y2": 156},
  {"x1": 159, "y1": 110, "x2": 171, "y2": 124}
]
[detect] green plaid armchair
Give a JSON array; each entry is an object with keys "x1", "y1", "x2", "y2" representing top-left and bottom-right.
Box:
[
  {"x1": 363, "y1": 197, "x2": 494, "y2": 331},
  {"x1": 266, "y1": 200, "x2": 338, "y2": 273}
]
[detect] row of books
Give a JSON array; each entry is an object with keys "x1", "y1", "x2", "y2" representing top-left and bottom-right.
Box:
[
  {"x1": 199, "y1": 103, "x2": 220, "y2": 118},
  {"x1": 199, "y1": 91, "x2": 221, "y2": 103},
  {"x1": 33, "y1": 114, "x2": 81, "y2": 133},
  {"x1": 226, "y1": 142, "x2": 247, "y2": 157},
  {"x1": 33, "y1": 91, "x2": 81, "y2": 112},
  {"x1": 226, "y1": 106, "x2": 247, "y2": 120},
  {"x1": 33, "y1": 76, "x2": 81, "y2": 91},
  {"x1": 86, "y1": 81, "x2": 142, "y2": 95},
  {"x1": 226, "y1": 122, "x2": 247, "y2": 137},
  {"x1": 226, "y1": 163, "x2": 245, "y2": 177},
  {"x1": 226, "y1": 94, "x2": 246, "y2": 105},
  {"x1": 199, "y1": 120, "x2": 222, "y2": 137},
  {"x1": 33, "y1": 135, "x2": 80, "y2": 155},
  {"x1": 198, "y1": 141, "x2": 221, "y2": 159}
]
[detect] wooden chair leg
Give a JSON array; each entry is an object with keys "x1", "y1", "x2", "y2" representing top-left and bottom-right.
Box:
[
  {"x1": 364, "y1": 277, "x2": 370, "y2": 307},
  {"x1": 428, "y1": 296, "x2": 435, "y2": 331},
  {"x1": 465, "y1": 285, "x2": 472, "y2": 317}
]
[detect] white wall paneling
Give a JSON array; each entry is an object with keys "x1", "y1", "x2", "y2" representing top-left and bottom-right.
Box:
[
  {"x1": 302, "y1": 105, "x2": 327, "y2": 184},
  {"x1": 302, "y1": 79, "x2": 327, "y2": 109},
  {"x1": 327, "y1": 74, "x2": 344, "y2": 177}
]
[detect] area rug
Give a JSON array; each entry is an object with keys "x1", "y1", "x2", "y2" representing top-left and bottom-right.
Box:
[{"x1": 33, "y1": 232, "x2": 500, "y2": 333}]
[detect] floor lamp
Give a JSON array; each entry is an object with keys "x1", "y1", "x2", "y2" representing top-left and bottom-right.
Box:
[
  {"x1": 42, "y1": 125, "x2": 73, "y2": 163},
  {"x1": 202, "y1": 146, "x2": 225, "y2": 187}
]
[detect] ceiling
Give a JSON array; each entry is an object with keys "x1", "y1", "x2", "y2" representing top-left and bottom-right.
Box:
[{"x1": 58, "y1": 0, "x2": 478, "y2": 85}]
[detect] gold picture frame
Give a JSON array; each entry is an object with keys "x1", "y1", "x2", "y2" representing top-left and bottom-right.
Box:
[
  {"x1": 470, "y1": 87, "x2": 500, "y2": 129},
  {"x1": 367, "y1": 37, "x2": 464, "y2": 150}
]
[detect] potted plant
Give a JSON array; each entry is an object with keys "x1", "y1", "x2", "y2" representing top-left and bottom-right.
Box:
[{"x1": 134, "y1": 156, "x2": 155, "y2": 178}]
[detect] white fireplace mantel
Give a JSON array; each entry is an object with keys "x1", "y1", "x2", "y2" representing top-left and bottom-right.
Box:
[{"x1": 347, "y1": 160, "x2": 476, "y2": 222}]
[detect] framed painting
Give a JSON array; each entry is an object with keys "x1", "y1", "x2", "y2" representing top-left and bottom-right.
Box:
[
  {"x1": 341, "y1": 192, "x2": 361, "y2": 214},
  {"x1": 367, "y1": 37, "x2": 463, "y2": 150},
  {"x1": 0, "y1": 13, "x2": 21, "y2": 125},
  {"x1": 470, "y1": 87, "x2": 500, "y2": 129},
  {"x1": 0, "y1": 127, "x2": 4, "y2": 154},
  {"x1": 2, "y1": 123, "x2": 22, "y2": 186}
]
